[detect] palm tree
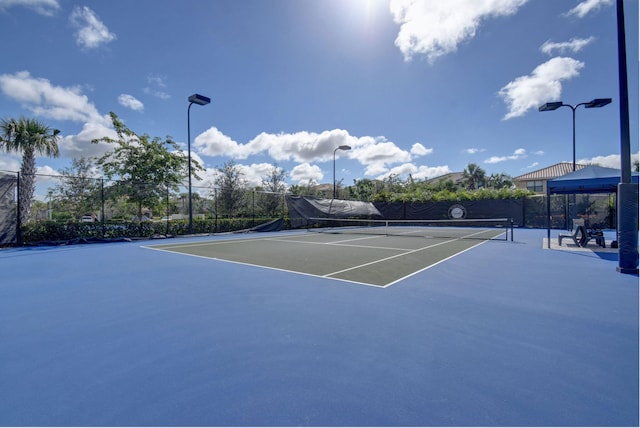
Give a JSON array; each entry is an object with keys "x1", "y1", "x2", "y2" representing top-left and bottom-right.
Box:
[
  {"x1": 487, "y1": 172, "x2": 513, "y2": 189},
  {"x1": 0, "y1": 117, "x2": 61, "y2": 223},
  {"x1": 462, "y1": 163, "x2": 486, "y2": 190}
]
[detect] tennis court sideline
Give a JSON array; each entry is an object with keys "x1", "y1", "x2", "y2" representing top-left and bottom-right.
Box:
[{"x1": 146, "y1": 228, "x2": 507, "y2": 287}]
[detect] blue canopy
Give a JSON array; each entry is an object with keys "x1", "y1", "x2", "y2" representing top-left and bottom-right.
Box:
[{"x1": 547, "y1": 165, "x2": 639, "y2": 195}]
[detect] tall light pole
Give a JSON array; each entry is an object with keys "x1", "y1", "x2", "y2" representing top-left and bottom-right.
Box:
[
  {"x1": 539, "y1": 98, "x2": 612, "y2": 230},
  {"x1": 538, "y1": 98, "x2": 612, "y2": 171},
  {"x1": 615, "y1": 0, "x2": 638, "y2": 274},
  {"x1": 333, "y1": 145, "x2": 351, "y2": 198},
  {"x1": 187, "y1": 93, "x2": 210, "y2": 234}
]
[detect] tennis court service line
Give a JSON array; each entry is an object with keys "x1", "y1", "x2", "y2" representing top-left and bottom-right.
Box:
[
  {"x1": 323, "y1": 236, "x2": 463, "y2": 280},
  {"x1": 396, "y1": 228, "x2": 504, "y2": 240},
  {"x1": 265, "y1": 235, "x2": 416, "y2": 252}
]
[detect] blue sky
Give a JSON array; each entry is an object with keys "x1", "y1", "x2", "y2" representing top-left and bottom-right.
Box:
[{"x1": 0, "y1": 0, "x2": 637, "y2": 189}]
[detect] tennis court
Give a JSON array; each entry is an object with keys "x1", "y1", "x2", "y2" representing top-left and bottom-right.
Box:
[
  {"x1": 0, "y1": 227, "x2": 637, "y2": 426},
  {"x1": 145, "y1": 221, "x2": 511, "y2": 287}
]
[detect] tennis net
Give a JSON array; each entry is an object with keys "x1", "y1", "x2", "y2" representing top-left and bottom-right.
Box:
[{"x1": 306, "y1": 217, "x2": 514, "y2": 241}]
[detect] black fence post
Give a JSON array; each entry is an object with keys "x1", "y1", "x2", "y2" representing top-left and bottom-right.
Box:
[
  {"x1": 101, "y1": 178, "x2": 105, "y2": 238},
  {"x1": 214, "y1": 188, "x2": 218, "y2": 233},
  {"x1": 16, "y1": 172, "x2": 22, "y2": 246},
  {"x1": 165, "y1": 184, "x2": 169, "y2": 236}
]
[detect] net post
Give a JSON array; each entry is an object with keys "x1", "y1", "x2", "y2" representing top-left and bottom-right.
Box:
[{"x1": 510, "y1": 218, "x2": 514, "y2": 241}]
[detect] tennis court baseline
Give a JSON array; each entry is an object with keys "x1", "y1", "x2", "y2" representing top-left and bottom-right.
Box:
[{"x1": 146, "y1": 227, "x2": 508, "y2": 287}]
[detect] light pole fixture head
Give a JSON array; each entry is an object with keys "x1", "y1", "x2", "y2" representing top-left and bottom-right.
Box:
[
  {"x1": 585, "y1": 98, "x2": 612, "y2": 108},
  {"x1": 539, "y1": 101, "x2": 563, "y2": 112},
  {"x1": 188, "y1": 93, "x2": 211, "y2": 106},
  {"x1": 338, "y1": 145, "x2": 351, "y2": 150}
]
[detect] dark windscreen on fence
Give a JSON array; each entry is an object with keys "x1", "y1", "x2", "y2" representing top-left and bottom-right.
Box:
[
  {"x1": 286, "y1": 196, "x2": 382, "y2": 228},
  {"x1": 374, "y1": 199, "x2": 524, "y2": 225},
  {"x1": 0, "y1": 173, "x2": 17, "y2": 246}
]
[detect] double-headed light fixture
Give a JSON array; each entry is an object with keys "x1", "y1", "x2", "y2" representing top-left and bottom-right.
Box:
[{"x1": 538, "y1": 98, "x2": 612, "y2": 171}]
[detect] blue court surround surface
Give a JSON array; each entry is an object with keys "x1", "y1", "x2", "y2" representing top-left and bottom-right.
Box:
[{"x1": 0, "y1": 229, "x2": 637, "y2": 426}]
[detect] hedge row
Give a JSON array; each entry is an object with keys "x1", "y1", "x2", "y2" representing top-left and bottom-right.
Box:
[{"x1": 21, "y1": 217, "x2": 284, "y2": 243}]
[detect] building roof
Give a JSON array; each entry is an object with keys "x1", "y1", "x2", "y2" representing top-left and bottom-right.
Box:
[
  {"x1": 548, "y1": 165, "x2": 638, "y2": 194},
  {"x1": 425, "y1": 172, "x2": 465, "y2": 184},
  {"x1": 513, "y1": 162, "x2": 587, "y2": 181}
]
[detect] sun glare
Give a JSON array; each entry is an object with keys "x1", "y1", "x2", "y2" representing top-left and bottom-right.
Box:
[{"x1": 342, "y1": 0, "x2": 387, "y2": 25}]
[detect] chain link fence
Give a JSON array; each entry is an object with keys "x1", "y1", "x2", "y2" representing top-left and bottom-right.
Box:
[
  {"x1": 0, "y1": 171, "x2": 288, "y2": 245},
  {"x1": 0, "y1": 170, "x2": 618, "y2": 246}
]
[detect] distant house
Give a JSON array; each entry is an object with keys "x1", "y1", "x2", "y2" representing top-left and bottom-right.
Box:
[
  {"x1": 425, "y1": 172, "x2": 465, "y2": 187},
  {"x1": 513, "y1": 162, "x2": 587, "y2": 194}
]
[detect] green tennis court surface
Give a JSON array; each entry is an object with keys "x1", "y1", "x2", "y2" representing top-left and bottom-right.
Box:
[{"x1": 146, "y1": 229, "x2": 506, "y2": 287}]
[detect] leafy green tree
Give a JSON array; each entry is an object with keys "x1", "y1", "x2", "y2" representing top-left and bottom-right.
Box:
[
  {"x1": 214, "y1": 160, "x2": 247, "y2": 217},
  {"x1": 434, "y1": 178, "x2": 458, "y2": 192},
  {"x1": 384, "y1": 174, "x2": 405, "y2": 191},
  {"x1": 0, "y1": 117, "x2": 61, "y2": 223},
  {"x1": 93, "y1": 112, "x2": 199, "y2": 220},
  {"x1": 258, "y1": 164, "x2": 287, "y2": 217},
  {"x1": 348, "y1": 178, "x2": 379, "y2": 201},
  {"x1": 51, "y1": 157, "x2": 101, "y2": 219},
  {"x1": 462, "y1": 163, "x2": 486, "y2": 190},
  {"x1": 289, "y1": 179, "x2": 320, "y2": 197}
]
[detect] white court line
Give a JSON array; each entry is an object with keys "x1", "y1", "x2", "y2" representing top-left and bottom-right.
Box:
[
  {"x1": 266, "y1": 236, "x2": 415, "y2": 252},
  {"x1": 144, "y1": 236, "x2": 269, "y2": 250},
  {"x1": 383, "y1": 240, "x2": 489, "y2": 287},
  {"x1": 143, "y1": 231, "x2": 497, "y2": 288},
  {"x1": 323, "y1": 237, "x2": 462, "y2": 278},
  {"x1": 143, "y1": 244, "x2": 386, "y2": 288}
]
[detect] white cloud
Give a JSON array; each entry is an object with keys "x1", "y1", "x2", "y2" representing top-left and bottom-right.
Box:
[
  {"x1": 410, "y1": 142, "x2": 432, "y2": 156},
  {"x1": 579, "y1": 153, "x2": 640, "y2": 169},
  {"x1": 464, "y1": 148, "x2": 486, "y2": 154},
  {"x1": 147, "y1": 75, "x2": 167, "y2": 88},
  {"x1": 195, "y1": 127, "x2": 413, "y2": 178},
  {"x1": 143, "y1": 88, "x2": 171, "y2": 100},
  {"x1": 352, "y1": 139, "x2": 411, "y2": 166},
  {"x1": 117, "y1": 94, "x2": 144, "y2": 112},
  {"x1": 364, "y1": 163, "x2": 389, "y2": 177},
  {"x1": 390, "y1": 0, "x2": 528, "y2": 62},
  {"x1": 194, "y1": 127, "x2": 245, "y2": 157},
  {"x1": 58, "y1": 121, "x2": 116, "y2": 158},
  {"x1": 525, "y1": 162, "x2": 539, "y2": 169},
  {"x1": 144, "y1": 74, "x2": 171, "y2": 100},
  {"x1": 564, "y1": 0, "x2": 613, "y2": 18},
  {"x1": 194, "y1": 162, "x2": 273, "y2": 189},
  {"x1": 290, "y1": 163, "x2": 323, "y2": 184},
  {"x1": 239, "y1": 163, "x2": 279, "y2": 188},
  {"x1": 0, "y1": 71, "x2": 108, "y2": 124},
  {"x1": 0, "y1": 153, "x2": 21, "y2": 172},
  {"x1": 412, "y1": 164, "x2": 451, "y2": 180},
  {"x1": 0, "y1": 0, "x2": 60, "y2": 15},
  {"x1": 484, "y1": 148, "x2": 528, "y2": 164},
  {"x1": 70, "y1": 6, "x2": 116, "y2": 50},
  {"x1": 0, "y1": 71, "x2": 123, "y2": 162},
  {"x1": 374, "y1": 163, "x2": 451, "y2": 181},
  {"x1": 499, "y1": 57, "x2": 584, "y2": 120},
  {"x1": 540, "y1": 37, "x2": 595, "y2": 55}
]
